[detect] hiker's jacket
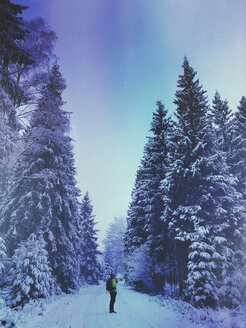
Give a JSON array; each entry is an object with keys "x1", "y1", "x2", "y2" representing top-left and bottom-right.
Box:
[
  {"x1": 107, "y1": 278, "x2": 117, "y2": 292},
  {"x1": 111, "y1": 278, "x2": 117, "y2": 292}
]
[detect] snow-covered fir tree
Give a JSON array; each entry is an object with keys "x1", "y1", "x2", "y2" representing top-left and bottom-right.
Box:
[
  {"x1": 125, "y1": 101, "x2": 173, "y2": 293},
  {"x1": 225, "y1": 96, "x2": 246, "y2": 306},
  {"x1": 162, "y1": 57, "x2": 210, "y2": 299},
  {"x1": 0, "y1": 64, "x2": 81, "y2": 293},
  {"x1": 209, "y1": 92, "x2": 244, "y2": 308},
  {"x1": 79, "y1": 192, "x2": 101, "y2": 284},
  {"x1": 9, "y1": 233, "x2": 56, "y2": 308},
  {"x1": 125, "y1": 157, "x2": 158, "y2": 290},
  {"x1": 162, "y1": 57, "x2": 242, "y2": 308},
  {"x1": 142, "y1": 101, "x2": 173, "y2": 293}
]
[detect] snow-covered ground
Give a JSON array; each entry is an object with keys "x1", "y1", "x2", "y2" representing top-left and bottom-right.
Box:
[{"x1": 12, "y1": 283, "x2": 245, "y2": 328}]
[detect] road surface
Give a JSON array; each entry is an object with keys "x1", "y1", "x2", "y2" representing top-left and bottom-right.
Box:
[{"x1": 17, "y1": 283, "x2": 213, "y2": 328}]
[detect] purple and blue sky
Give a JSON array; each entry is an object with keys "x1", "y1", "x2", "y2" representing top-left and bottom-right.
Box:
[{"x1": 21, "y1": 0, "x2": 246, "y2": 240}]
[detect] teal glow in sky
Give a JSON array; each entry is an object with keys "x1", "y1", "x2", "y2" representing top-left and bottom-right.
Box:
[{"x1": 22, "y1": 0, "x2": 246, "y2": 238}]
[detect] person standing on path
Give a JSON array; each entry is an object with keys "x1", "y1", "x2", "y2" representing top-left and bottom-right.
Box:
[{"x1": 106, "y1": 273, "x2": 118, "y2": 313}]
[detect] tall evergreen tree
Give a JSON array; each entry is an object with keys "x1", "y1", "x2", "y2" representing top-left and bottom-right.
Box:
[
  {"x1": 142, "y1": 101, "x2": 172, "y2": 293},
  {"x1": 125, "y1": 102, "x2": 170, "y2": 256},
  {"x1": 226, "y1": 96, "x2": 246, "y2": 306},
  {"x1": 0, "y1": 64, "x2": 81, "y2": 292},
  {"x1": 210, "y1": 92, "x2": 244, "y2": 308},
  {"x1": 162, "y1": 57, "x2": 210, "y2": 298},
  {"x1": 125, "y1": 101, "x2": 173, "y2": 293},
  {"x1": 79, "y1": 192, "x2": 101, "y2": 284},
  {"x1": 125, "y1": 140, "x2": 159, "y2": 289},
  {"x1": 162, "y1": 57, "x2": 241, "y2": 308}
]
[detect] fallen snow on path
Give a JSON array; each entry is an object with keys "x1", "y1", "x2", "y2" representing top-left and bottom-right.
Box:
[{"x1": 15, "y1": 283, "x2": 245, "y2": 328}]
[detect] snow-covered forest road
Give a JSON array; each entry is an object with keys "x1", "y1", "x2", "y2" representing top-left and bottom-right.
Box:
[{"x1": 15, "y1": 283, "x2": 239, "y2": 328}]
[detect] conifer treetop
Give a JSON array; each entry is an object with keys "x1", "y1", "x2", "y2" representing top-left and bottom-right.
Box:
[{"x1": 174, "y1": 57, "x2": 208, "y2": 127}]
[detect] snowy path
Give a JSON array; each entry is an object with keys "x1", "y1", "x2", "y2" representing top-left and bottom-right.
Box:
[{"x1": 16, "y1": 283, "x2": 214, "y2": 328}]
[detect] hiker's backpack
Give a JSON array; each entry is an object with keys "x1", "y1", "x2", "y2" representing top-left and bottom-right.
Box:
[{"x1": 106, "y1": 278, "x2": 112, "y2": 291}]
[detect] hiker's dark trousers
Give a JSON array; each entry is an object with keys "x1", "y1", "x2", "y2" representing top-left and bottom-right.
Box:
[{"x1": 110, "y1": 291, "x2": 117, "y2": 312}]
